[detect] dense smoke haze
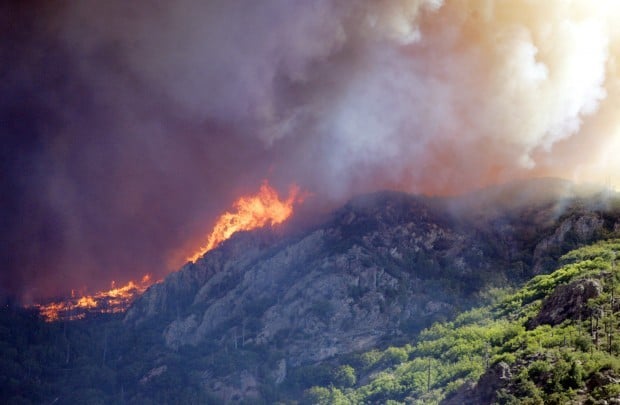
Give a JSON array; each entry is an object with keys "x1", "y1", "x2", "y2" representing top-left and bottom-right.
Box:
[{"x1": 2, "y1": 0, "x2": 620, "y2": 302}]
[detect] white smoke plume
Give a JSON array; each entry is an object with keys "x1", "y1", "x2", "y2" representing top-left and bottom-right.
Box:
[{"x1": 58, "y1": 0, "x2": 620, "y2": 192}]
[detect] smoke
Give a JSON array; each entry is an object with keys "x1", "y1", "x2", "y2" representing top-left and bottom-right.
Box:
[{"x1": 2, "y1": 0, "x2": 620, "y2": 301}]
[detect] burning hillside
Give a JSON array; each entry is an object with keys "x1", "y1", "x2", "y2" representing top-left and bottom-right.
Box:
[
  {"x1": 35, "y1": 182, "x2": 302, "y2": 321},
  {"x1": 34, "y1": 275, "x2": 153, "y2": 322},
  {"x1": 187, "y1": 182, "x2": 302, "y2": 262},
  {"x1": 4, "y1": 0, "x2": 620, "y2": 316}
]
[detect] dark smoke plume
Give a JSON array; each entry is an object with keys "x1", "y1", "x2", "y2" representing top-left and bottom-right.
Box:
[{"x1": 2, "y1": 0, "x2": 619, "y2": 301}]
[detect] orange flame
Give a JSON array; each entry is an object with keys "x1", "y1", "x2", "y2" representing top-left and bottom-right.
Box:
[
  {"x1": 35, "y1": 275, "x2": 152, "y2": 322},
  {"x1": 187, "y1": 181, "x2": 302, "y2": 262},
  {"x1": 34, "y1": 182, "x2": 303, "y2": 322}
]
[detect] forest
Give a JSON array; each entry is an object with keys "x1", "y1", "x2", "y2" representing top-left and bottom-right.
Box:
[{"x1": 2, "y1": 239, "x2": 620, "y2": 404}]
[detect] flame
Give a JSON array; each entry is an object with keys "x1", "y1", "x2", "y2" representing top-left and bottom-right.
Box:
[
  {"x1": 187, "y1": 181, "x2": 302, "y2": 262},
  {"x1": 35, "y1": 275, "x2": 152, "y2": 322},
  {"x1": 34, "y1": 182, "x2": 303, "y2": 322}
]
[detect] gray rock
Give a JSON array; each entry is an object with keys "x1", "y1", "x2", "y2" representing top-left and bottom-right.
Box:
[
  {"x1": 528, "y1": 278, "x2": 602, "y2": 329},
  {"x1": 442, "y1": 361, "x2": 512, "y2": 405},
  {"x1": 122, "y1": 185, "x2": 620, "y2": 401}
]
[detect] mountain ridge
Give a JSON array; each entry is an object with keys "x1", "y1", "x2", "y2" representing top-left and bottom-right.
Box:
[
  {"x1": 3, "y1": 179, "x2": 619, "y2": 403},
  {"x1": 119, "y1": 180, "x2": 620, "y2": 401}
]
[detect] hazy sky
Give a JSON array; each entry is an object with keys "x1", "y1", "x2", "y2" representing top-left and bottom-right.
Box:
[{"x1": 2, "y1": 0, "x2": 620, "y2": 301}]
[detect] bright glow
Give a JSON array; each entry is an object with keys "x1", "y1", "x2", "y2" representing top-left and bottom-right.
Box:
[
  {"x1": 187, "y1": 181, "x2": 302, "y2": 262},
  {"x1": 35, "y1": 274, "x2": 152, "y2": 322},
  {"x1": 35, "y1": 182, "x2": 302, "y2": 321}
]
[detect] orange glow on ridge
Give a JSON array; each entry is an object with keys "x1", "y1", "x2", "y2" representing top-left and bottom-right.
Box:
[
  {"x1": 35, "y1": 275, "x2": 152, "y2": 322},
  {"x1": 34, "y1": 182, "x2": 302, "y2": 322},
  {"x1": 187, "y1": 181, "x2": 302, "y2": 262}
]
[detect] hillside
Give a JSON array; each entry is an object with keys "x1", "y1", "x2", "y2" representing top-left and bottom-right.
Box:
[
  {"x1": 2, "y1": 179, "x2": 620, "y2": 403},
  {"x1": 303, "y1": 239, "x2": 620, "y2": 404}
]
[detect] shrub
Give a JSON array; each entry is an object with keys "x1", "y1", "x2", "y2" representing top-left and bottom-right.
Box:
[
  {"x1": 332, "y1": 365, "x2": 357, "y2": 388},
  {"x1": 381, "y1": 347, "x2": 408, "y2": 367}
]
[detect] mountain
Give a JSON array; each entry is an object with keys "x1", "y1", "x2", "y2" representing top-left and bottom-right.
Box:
[
  {"x1": 2, "y1": 178, "x2": 620, "y2": 403},
  {"x1": 122, "y1": 178, "x2": 620, "y2": 401},
  {"x1": 305, "y1": 239, "x2": 620, "y2": 404}
]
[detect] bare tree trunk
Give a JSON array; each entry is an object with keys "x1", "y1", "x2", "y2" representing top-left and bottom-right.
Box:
[
  {"x1": 102, "y1": 328, "x2": 108, "y2": 366},
  {"x1": 427, "y1": 358, "x2": 432, "y2": 393},
  {"x1": 242, "y1": 319, "x2": 246, "y2": 347},
  {"x1": 65, "y1": 340, "x2": 71, "y2": 365},
  {"x1": 595, "y1": 316, "x2": 600, "y2": 349}
]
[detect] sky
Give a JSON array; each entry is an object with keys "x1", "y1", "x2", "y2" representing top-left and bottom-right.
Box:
[{"x1": 2, "y1": 0, "x2": 620, "y2": 302}]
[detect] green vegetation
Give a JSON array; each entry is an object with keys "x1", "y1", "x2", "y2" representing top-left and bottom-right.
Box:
[
  {"x1": 3, "y1": 239, "x2": 620, "y2": 403},
  {"x1": 298, "y1": 239, "x2": 620, "y2": 404},
  {"x1": 0, "y1": 311, "x2": 209, "y2": 404}
]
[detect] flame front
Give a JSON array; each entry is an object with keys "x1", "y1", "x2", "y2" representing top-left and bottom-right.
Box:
[
  {"x1": 35, "y1": 275, "x2": 152, "y2": 322},
  {"x1": 34, "y1": 182, "x2": 302, "y2": 322},
  {"x1": 187, "y1": 181, "x2": 302, "y2": 262}
]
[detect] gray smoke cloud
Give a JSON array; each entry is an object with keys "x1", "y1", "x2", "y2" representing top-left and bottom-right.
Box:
[{"x1": 3, "y1": 0, "x2": 620, "y2": 301}]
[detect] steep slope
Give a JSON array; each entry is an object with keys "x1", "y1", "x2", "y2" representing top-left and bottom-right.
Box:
[
  {"x1": 2, "y1": 179, "x2": 620, "y2": 404},
  {"x1": 122, "y1": 179, "x2": 620, "y2": 401},
  {"x1": 128, "y1": 192, "x2": 489, "y2": 365},
  {"x1": 303, "y1": 239, "x2": 620, "y2": 404}
]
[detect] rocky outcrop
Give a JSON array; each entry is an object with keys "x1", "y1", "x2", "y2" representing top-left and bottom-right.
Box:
[
  {"x1": 139, "y1": 365, "x2": 168, "y2": 385},
  {"x1": 207, "y1": 370, "x2": 260, "y2": 402},
  {"x1": 442, "y1": 361, "x2": 512, "y2": 405},
  {"x1": 527, "y1": 278, "x2": 602, "y2": 329},
  {"x1": 124, "y1": 183, "x2": 620, "y2": 400},
  {"x1": 131, "y1": 193, "x2": 485, "y2": 365},
  {"x1": 532, "y1": 213, "x2": 606, "y2": 273}
]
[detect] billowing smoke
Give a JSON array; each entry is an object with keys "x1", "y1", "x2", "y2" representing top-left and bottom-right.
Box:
[{"x1": 2, "y1": 0, "x2": 620, "y2": 301}]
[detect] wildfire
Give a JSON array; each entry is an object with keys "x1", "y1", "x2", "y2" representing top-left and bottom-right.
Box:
[
  {"x1": 35, "y1": 181, "x2": 302, "y2": 322},
  {"x1": 187, "y1": 181, "x2": 302, "y2": 262},
  {"x1": 35, "y1": 275, "x2": 152, "y2": 322}
]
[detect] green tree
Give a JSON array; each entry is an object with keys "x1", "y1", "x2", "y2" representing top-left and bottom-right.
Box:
[{"x1": 332, "y1": 365, "x2": 357, "y2": 388}]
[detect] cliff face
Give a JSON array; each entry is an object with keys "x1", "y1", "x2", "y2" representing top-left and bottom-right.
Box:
[
  {"x1": 124, "y1": 181, "x2": 620, "y2": 398},
  {"x1": 3, "y1": 181, "x2": 619, "y2": 404},
  {"x1": 128, "y1": 193, "x2": 489, "y2": 365}
]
